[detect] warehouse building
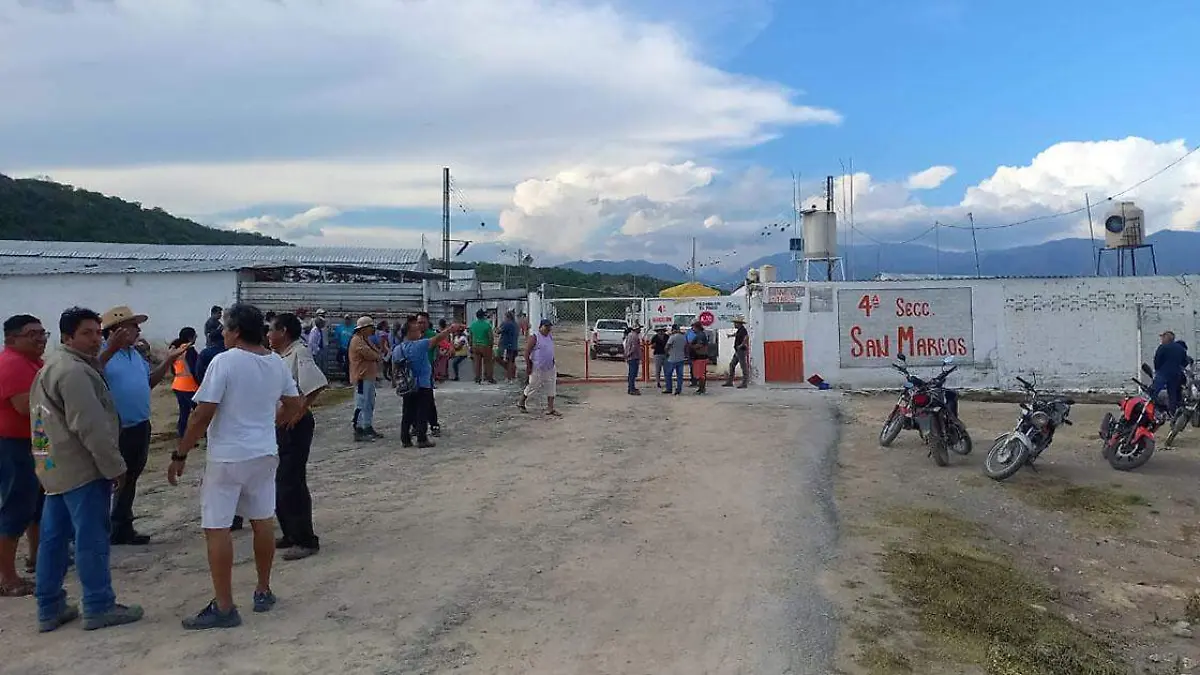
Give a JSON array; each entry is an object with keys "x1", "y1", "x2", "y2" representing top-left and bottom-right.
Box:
[{"x1": 0, "y1": 240, "x2": 442, "y2": 343}]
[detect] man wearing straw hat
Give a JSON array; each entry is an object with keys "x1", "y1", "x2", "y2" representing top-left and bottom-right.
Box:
[
  {"x1": 723, "y1": 315, "x2": 750, "y2": 389},
  {"x1": 348, "y1": 316, "x2": 382, "y2": 442},
  {"x1": 98, "y1": 306, "x2": 188, "y2": 546}
]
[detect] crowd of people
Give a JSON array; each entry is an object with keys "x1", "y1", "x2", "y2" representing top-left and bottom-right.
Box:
[
  {"x1": 0, "y1": 298, "x2": 742, "y2": 633},
  {"x1": 620, "y1": 315, "x2": 751, "y2": 396}
]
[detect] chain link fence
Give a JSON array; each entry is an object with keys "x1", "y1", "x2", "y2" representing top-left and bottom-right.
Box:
[{"x1": 542, "y1": 297, "x2": 647, "y2": 381}]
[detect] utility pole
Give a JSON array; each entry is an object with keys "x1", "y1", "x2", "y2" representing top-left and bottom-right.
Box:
[
  {"x1": 442, "y1": 167, "x2": 451, "y2": 292},
  {"x1": 968, "y1": 212, "x2": 981, "y2": 278},
  {"x1": 934, "y1": 221, "x2": 941, "y2": 278},
  {"x1": 1085, "y1": 193, "x2": 1098, "y2": 276},
  {"x1": 691, "y1": 237, "x2": 697, "y2": 282}
]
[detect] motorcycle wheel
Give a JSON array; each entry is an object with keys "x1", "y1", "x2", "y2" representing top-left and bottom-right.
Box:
[
  {"x1": 1166, "y1": 410, "x2": 1192, "y2": 447},
  {"x1": 928, "y1": 434, "x2": 950, "y2": 467},
  {"x1": 984, "y1": 436, "x2": 1028, "y2": 481},
  {"x1": 879, "y1": 408, "x2": 904, "y2": 447},
  {"x1": 948, "y1": 423, "x2": 973, "y2": 456},
  {"x1": 1108, "y1": 436, "x2": 1156, "y2": 471}
]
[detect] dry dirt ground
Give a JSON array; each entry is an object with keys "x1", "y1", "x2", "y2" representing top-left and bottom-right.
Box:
[
  {"x1": 0, "y1": 381, "x2": 837, "y2": 675},
  {"x1": 831, "y1": 394, "x2": 1200, "y2": 675}
]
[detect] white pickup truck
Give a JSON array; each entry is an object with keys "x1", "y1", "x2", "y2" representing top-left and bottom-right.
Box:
[{"x1": 589, "y1": 319, "x2": 629, "y2": 360}]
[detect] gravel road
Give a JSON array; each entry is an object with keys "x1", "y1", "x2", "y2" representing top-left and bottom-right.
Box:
[{"x1": 0, "y1": 382, "x2": 839, "y2": 675}]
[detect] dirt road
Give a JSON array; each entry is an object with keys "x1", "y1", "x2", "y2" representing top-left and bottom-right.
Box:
[{"x1": 1, "y1": 383, "x2": 838, "y2": 675}]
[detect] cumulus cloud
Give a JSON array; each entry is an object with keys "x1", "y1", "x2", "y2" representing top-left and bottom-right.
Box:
[
  {"x1": 905, "y1": 165, "x2": 957, "y2": 190},
  {"x1": 226, "y1": 206, "x2": 341, "y2": 241},
  {"x1": 2, "y1": 0, "x2": 836, "y2": 217}
]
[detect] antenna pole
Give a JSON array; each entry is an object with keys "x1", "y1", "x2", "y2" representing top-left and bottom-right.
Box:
[
  {"x1": 968, "y1": 212, "x2": 981, "y2": 278},
  {"x1": 442, "y1": 167, "x2": 451, "y2": 292},
  {"x1": 1085, "y1": 193, "x2": 1097, "y2": 276},
  {"x1": 825, "y1": 176, "x2": 834, "y2": 213},
  {"x1": 848, "y1": 158, "x2": 854, "y2": 280},
  {"x1": 935, "y1": 221, "x2": 941, "y2": 277}
]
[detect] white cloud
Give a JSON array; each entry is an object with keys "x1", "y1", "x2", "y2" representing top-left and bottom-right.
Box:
[
  {"x1": 905, "y1": 165, "x2": 957, "y2": 190},
  {"x1": 2, "y1": 0, "x2": 837, "y2": 217},
  {"x1": 226, "y1": 205, "x2": 341, "y2": 241}
]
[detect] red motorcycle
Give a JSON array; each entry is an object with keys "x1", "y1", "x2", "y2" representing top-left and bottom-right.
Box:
[{"x1": 1099, "y1": 363, "x2": 1166, "y2": 471}]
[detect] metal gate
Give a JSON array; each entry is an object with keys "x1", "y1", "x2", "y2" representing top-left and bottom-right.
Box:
[{"x1": 540, "y1": 297, "x2": 649, "y2": 381}]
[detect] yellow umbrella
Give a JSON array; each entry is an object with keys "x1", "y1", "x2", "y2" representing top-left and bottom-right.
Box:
[{"x1": 659, "y1": 281, "x2": 721, "y2": 298}]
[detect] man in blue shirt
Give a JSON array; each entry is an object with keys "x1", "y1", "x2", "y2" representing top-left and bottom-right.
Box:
[
  {"x1": 498, "y1": 310, "x2": 520, "y2": 381},
  {"x1": 98, "y1": 306, "x2": 187, "y2": 545},
  {"x1": 332, "y1": 314, "x2": 355, "y2": 382},
  {"x1": 392, "y1": 317, "x2": 456, "y2": 449}
]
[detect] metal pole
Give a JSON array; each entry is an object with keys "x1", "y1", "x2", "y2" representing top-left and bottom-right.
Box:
[
  {"x1": 442, "y1": 167, "x2": 451, "y2": 292},
  {"x1": 935, "y1": 221, "x2": 941, "y2": 277},
  {"x1": 968, "y1": 212, "x2": 981, "y2": 278},
  {"x1": 691, "y1": 237, "x2": 697, "y2": 282},
  {"x1": 1085, "y1": 193, "x2": 1097, "y2": 275}
]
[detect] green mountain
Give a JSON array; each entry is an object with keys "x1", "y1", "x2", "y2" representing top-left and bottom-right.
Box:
[
  {"x1": 0, "y1": 174, "x2": 287, "y2": 246},
  {"x1": 442, "y1": 261, "x2": 680, "y2": 297}
]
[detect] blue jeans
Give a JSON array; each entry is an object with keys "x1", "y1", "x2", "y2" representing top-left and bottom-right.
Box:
[
  {"x1": 354, "y1": 378, "x2": 377, "y2": 430},
  {"x1": 1151, "y1": 372, "x2": 1182, "y2": 414},
  {"x1": 37, "y1": 479, "x2": 116, "y2": 621},
  {"x1": 627, "y1": 359, "x2": 640, "y2": 392},
  {"x1": 666, "y1": 361, "x2": 686, "y2": 393}
]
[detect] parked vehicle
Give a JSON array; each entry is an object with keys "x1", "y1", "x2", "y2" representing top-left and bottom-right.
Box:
[
  {"x1": 882, "y1": 354, "x2": 972, "y2": 466},
  {"x1": 1163, "y1": 364, "x2": 1200, "y2": 448},
  {"x1": 589, "y1": 319, "x2": 629, "y2": 360},
  {"x1": 983, "y1": 376, "x2": 1074, "y2": 481},
  {"x1": 1099, "y1": 363, "x2": 1165, "y2": 471}
]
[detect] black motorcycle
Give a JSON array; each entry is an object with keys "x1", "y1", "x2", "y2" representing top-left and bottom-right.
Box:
[
  {"x1": 983, "y1": 376, "x2": 1074, "y2": 481},
  {"x1": 1163, "y1": 363, "x2": 1199, "y2": 448},
  {"x1": 884, "y1": 354, "x2": 972, "y2": 466}
]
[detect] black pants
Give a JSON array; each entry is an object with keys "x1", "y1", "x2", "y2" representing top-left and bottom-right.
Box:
[
  {"x1": 111, "y1": 421, "x2": 150, "y2": 537},
  {"x1": 174, "y1": 390, "x2": 194, "y2": 438},
  {"x1": 429, "y1": 390, "x2": 440, "y2": 430},
  {"x1": 401, "y1": 388, "x2": 434, "y2": 444},
  {"x1": 276, "y1": 412, "x2": 319, "y2": 549}
]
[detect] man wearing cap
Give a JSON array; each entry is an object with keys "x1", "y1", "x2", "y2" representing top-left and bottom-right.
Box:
[
  {"x1": 307, "y1": 311, "x2": 326, "y2": 367},
  {"x1": 724, "y1": 315, "x2": 750, "y2": 389},
  {"x1": 649, "y1": 326, "x2": 669, "y2": 389},
  {"x1": 1152, "y1": 330, "x2": 1190, "y2": 416},
  {"x1": 623, "y1": 324, "x2": 643, "y2": 395},
  {"x1": 468, "y1": 310, "x2": 496, "y2": 385},
  {"x1": 518, "y1": 319, "x2": 559, "y2": 415},
  {"x1": 99, "y1": 306, "x2": 187, "y2": 546},
  {"x1": 348, "y1": 317, "x2": 382, "y2": 442}
]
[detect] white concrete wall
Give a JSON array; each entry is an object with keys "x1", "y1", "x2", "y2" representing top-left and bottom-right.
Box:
[
  {"x1": 0, "y1": 271, "x2": 240, "y2": 346},
  {"x1": 750, "y1": 276, "x2": 1200, "y2": 391}
]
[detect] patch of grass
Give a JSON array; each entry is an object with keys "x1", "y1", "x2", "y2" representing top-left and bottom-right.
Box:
[
  {"x1": 856, "y1": 645, "x2": 913, "y2": 674},
  {"x1": 880, "y1": 508, "x2": 1127, "y2": 675},
  {"x1": 1010, "y1": 477, "x2": 1151, "y2": 530},
  {"x1": 312, "y1": 386, "x2": 354, "y2": 408},
  {"x1": 884, "y1": 507, "x2": 983, "y2": 541}
]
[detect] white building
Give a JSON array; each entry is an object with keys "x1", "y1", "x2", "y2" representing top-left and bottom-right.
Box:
[{"x1": 0, "y1": 240, "x2": 437, "y2": 343}]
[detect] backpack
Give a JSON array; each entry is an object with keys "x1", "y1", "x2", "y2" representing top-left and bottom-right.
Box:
[{"x1": 392, "y1": 344, "x2": 417, "y2": 396}]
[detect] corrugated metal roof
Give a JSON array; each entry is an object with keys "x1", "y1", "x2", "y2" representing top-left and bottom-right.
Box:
[
  {"x1": 0, "y1": 240, "x2": 424, "y2": 267},
  {"x1": 0, "y1": 258, "x2": 269, "y2": 276}
]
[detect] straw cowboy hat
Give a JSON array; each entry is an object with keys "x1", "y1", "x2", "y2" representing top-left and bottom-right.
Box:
[
  {"x1": 354, "y1": 316, "x2": 375, "y2": 331},
  {"x1": 101, "y1": 306, "x2": 149, "y2": 331},
  {"x1": 732, "y1": 315, "x2": 747, "y2": 324}
]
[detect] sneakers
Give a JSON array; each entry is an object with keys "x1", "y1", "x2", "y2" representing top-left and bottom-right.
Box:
[
  {"x1": 282, "y1": 546, "x2": 318, "y2": 562},
  {"x1": 253, "y1": 590, "x2": 277, "y2": 613},
  {"x1": 430, "y1": 425, "x2": 442, "y2": 437},
  {"x1": 110, "y1": 531, "x2": 151, "y2": 546},
  {"x1": 275, "y1": 536, "x2": 295, "y2": 550},
  {"x1": 367, "y1": 427, "x2": 384, "y2": 439},
  {"x1": 353, "y1": 429, "x2": 373, "y2": 443},
  {"x1": 182, "y1": 600, "x2": 242, "y2": 630},
  {"x1": 417, "y1": 440, "x2": 436, "y2": 449},
  {"x1": 38, "y1": 602, "x2": 80, "y2": 633},
  {"x1": 83, "y1": 603, "x2": 144, "y2": 631}
]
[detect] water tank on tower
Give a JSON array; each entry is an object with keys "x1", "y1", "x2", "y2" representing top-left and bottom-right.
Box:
[
  {"x1": 1103, "y1": 201, "x2": 1146, "y2": 249},
  {"x1": 759, "y1": 264, "x2": 777, "y2": 282},
  {"x1": 801, "y1": 209, "x2": 838, "y2": 259}
]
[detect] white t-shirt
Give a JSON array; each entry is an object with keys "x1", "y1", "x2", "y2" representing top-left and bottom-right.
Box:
[{"x1": 193, "y1": 348, "x2": 300, "y2": 463}]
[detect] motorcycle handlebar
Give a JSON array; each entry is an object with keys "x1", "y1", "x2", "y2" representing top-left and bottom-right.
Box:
[{"x1": 1015, "y1": 376, "x2": 1032, "y2": 389}]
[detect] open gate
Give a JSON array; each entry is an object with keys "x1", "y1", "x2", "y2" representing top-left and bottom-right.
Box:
[{"x1": 539, "y1": 297, "x2": 651, "y2": 382}]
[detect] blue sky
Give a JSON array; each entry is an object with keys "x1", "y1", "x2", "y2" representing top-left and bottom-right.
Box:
[{"x1": 2, "y1": 0, "x2": 1198, "y2": 269}]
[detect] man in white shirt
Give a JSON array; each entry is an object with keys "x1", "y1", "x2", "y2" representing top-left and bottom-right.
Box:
[{"x1": 169, "y1": 304, "x2": 303, "y2": 630}]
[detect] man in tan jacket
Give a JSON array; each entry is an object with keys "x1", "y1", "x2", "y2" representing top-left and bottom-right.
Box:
[{"x1": 29, "y1": 307, "x2": 143, "y2": 633}]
